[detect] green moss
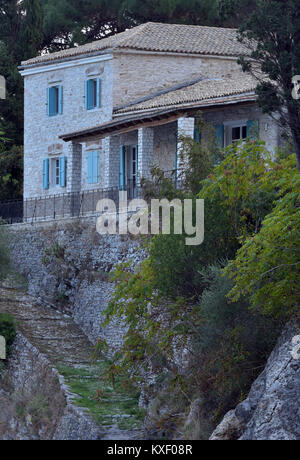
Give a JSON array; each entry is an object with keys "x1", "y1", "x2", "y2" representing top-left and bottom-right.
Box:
[{"x1": 57, "y1": 361, "x2": 145, "y2": 430}]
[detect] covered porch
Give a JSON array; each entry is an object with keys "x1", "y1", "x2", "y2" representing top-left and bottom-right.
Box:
[{"x1": 61, "y1": 110, "x2": 196, "y2": 199}]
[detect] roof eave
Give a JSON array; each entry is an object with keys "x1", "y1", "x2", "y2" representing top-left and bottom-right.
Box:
[
  {"x1": 60, "y1": 94, "x2": 257, "y2": 143},
  {"x1": 114, "y1": 92, "x2": 257, "y2": 116},
  {"x1": 19, "y1": 49, "x2": 115, "y2": 71}
]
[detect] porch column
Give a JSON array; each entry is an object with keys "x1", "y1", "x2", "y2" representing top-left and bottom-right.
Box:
[
  {"x1": 138, "y1": 127, "x2": 154, "y2": 182},
  {"x1": 67, "y1": 141, "x2": 82, "y2": 193},
  {"x1": 102, "y1": 135, "x2": 120, "y2": 189},
  {"x1": 66, "y1": 141, "x2": 82, "y2": 217},
  {"x1": 176, "y1": 117, "x2": 195, "y2": 171}
]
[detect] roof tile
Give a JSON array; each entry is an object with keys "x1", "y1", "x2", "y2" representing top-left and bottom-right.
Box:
[
  {"x1": 114, "y1": 76, "x2": 257, "y2": 114},
  {"x1": 22, "y1": 22, "x2": 250, "y2": 66}
]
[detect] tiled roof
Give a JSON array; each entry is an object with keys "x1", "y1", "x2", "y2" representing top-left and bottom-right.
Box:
[
  {"x1": 21, "y1": 22, "x2": 250, "y2": 66},
  {"x1": 60, "y1": 76, "x2": 257, "y2": 142},
  {"x1": 114, "y1": 76, "x2": 257, "y2": 114}
]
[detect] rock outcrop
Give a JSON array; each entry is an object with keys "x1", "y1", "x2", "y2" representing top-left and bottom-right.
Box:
[{"x1": 210, "y1": 318, "x2": 300, "y2": 440}]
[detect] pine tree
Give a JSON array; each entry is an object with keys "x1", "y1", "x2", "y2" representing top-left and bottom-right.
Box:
[{"x1": 22, "y1": 0, "x2": 44, "y2": 60}]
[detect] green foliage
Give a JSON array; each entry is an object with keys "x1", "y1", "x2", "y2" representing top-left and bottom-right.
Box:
[
  {"x1": 104, "y1": 138, "x2": 294, "y2": 436},
  {"x1": 193, "y1": 266, "x2": 282, "y2": 422},
  {"x1": 0, "y1": 146, "x2": 23, "y2": 200},
  {"x1": 219, "y1": 0, "x2": 258, "y2": 27},
  {"x1": 57, "y1": 361, "x2": 145, "y2": 429},
  {"x1": 123, "y1": 0, "x2": 221, "y2": 27},
  {"x1": 225, "y1": 155, "x2": 300, "y2": 317},
  {"x1": 0, "y1": 313, "x2": 16, "y2": 355},
  {"x1": 149, "y1": 140, "x2": 277, "y2": 299},
  {"x1": 22, "y1": 0, "x2": 44, "y2": 60},
  {"x1": 200, "y1": 140, "x2": 277, "y2": 241}
]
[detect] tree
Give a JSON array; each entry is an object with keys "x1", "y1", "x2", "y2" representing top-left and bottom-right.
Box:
[
  {"x1": 123, "y1": 0, "x2": 221, "y2": 27},
  {"x1": 41, "y1": 0, "x2": 224, "y2": 51},
  {"x1": 0, "y1": 1, "x2": 43, "y2": 200},
  {"x1": 225, "y1": 154, "x2": 300, "y2": 317},
  {"x1": 219, "y1": 0, "x2": 258, "y2": 27},
  {"x1": 238, "y1": 0, "x2": 300, "y2": 172},
  {"x1": 22, "y1": 0, "x2": 43, "y2": 60}
]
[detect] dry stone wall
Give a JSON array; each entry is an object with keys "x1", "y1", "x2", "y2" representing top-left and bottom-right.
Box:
[
  {"x1": 0, "y1": 333, "x2": 100, "y2": 440},
  {"x1": 8, "y1": 218, "x2": 145, "y2": 349}
]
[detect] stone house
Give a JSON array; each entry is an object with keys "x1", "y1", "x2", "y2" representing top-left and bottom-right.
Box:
[{"x1": 19, "y1": 22, "x2": 280, "y2": 215}]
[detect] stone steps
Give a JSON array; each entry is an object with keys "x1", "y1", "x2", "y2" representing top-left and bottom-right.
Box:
[{"x1": 0, "y1": 285, "x2": 143, "y2": 439}]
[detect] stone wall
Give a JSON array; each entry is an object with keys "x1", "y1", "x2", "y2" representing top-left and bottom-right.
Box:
[
  {"x1": 23, "y1": 56, "x2": 114, "y2": 199},
  {"x1": 8, "y1": 218, "x2": 145, "y2": 349},
  {"x1": 201, "y1": 104, "x2": 280, "y2": 153},
  {"x1": 153, "y1": 122, "x2": 177, "y2": 173},
  {"x1": 113, "y1": 52, "x2": 241, "y2": 107},
  {"x1": 0, "y1": 333, "x2": 99, "y2": 440}
]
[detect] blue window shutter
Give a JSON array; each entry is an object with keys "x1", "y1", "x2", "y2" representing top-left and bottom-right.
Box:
[
  {"x1": 119, "y1": 146, "x2": 126, "y2": 190},
  {"x1": 92, "y1": 151, "x2": 99, "y2": 183},
  {"x1": 84, "y1": 81, "x2": 88, "y2": 110},
  {"x1": 59, "y1": 156, "x2": 66, "y2": 187},
  {"x1": 194, "y1": 127, "x2": 201, "y2": 143},
  {"x1": 136, "y1": 144, "x2": 139, "y2": 175},
  {"x1": 215, "y1": 124, "x2": 224, "y2": 148},
  {"x1": 96, "y1": 79, "x2": 101, "y2": 108},
  {"x1": 86, "y1": 80, "x2": 94, "y2": 110},
  {"x1": 247, "y1": 120, "x2": 259, "y2": 139},
  {"x1": 48, "y1": 87, "x2": 57, "y2": 116},
  {"x1": 58, "y1": 86, "x2": 63, "y2": 115},
  {"x1": 43, "y1": 159, "x2": 49, "y2": 190},
  {"x1": 135, "y1": 144, "x2": 139, "y2": 187},
  {"x1": 87, "y1": 151, "x2": 93, "y2": 183},
  {"x1": 47, "y1": 88, "x2": 51, "y2": 116}
]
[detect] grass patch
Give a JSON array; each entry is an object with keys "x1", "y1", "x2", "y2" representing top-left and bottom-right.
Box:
[{"x1": 57, "y1": 361, "x2": 146, "y2": 430}]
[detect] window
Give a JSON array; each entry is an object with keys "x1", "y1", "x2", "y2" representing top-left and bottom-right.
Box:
[
  {"x1": 43, "y1": 157, "x2": 66, "y2": 190},
  {"x1": 224, "y1": 121, "x2": 249, "y2": 147},
  {"x1": 47, "y1": 85, "x2": 63, "y2": 116},
  {"x1": 54, "y1": 159, "x2": 60, "y2": 186},
  {"x1": 231, "y1": 124, "x2": 247, "y2": 144},
  {"x1": 85, "y1": 79, "x2": 101, "y2": 110}
]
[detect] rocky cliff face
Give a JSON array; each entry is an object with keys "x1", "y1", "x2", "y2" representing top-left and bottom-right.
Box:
[{"x1": 210, "y1": 318, "x2": 300, "y2": 441}]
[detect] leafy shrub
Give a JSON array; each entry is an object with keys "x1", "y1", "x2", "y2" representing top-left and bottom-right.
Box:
[
  {"x1": 0, "y1": 313, "x2": 16, "y2": 355},
  {"x1": 225, "y1": 155, "x2": 300, "y2": 317},
  {"x1": 192, "y1": 266, "x2": 283, "y2": 424},
  {"x1": 149, "y1": 140, "x2": 279, "y2": 299},
  {"x1": 104, "y1": 138, "x2": 294, "y2": 437}
]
